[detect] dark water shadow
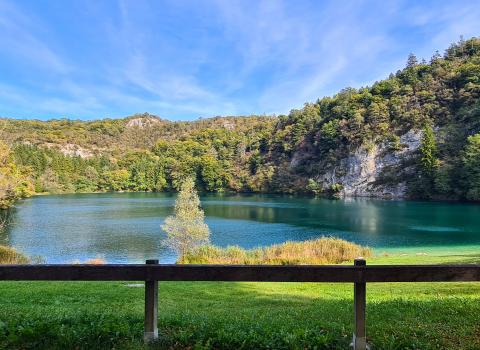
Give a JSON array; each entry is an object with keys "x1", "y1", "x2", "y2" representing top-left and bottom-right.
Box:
[{"x1": 0, "y1": 207, "x2": 17, "y2": 245}]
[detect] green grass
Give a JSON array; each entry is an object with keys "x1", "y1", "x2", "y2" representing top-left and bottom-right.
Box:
[{"x1": 0, "y1": 251, "x2": 479, "y2": 349}]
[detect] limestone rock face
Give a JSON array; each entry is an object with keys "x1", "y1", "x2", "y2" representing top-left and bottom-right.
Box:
[
  {"x1": 315, "y1": 130, "x2": 422, "y2": 199},
  {"x1": 38, "y1": 142, "x2": 95, "y2": 159},
  {"x1": 59, "y1": 143, "x2": 94, "y2": 159},
  {"x1": 126, "y1": 116, "x2": 161, "y2": 128}
]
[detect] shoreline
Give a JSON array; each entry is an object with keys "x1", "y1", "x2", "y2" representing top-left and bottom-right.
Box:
[
  {"x1": 6, "y1": 193, "x2": 479, "y2": 265},
  {"x1": 26, "y1": 189, "x2": 480, "y2": 205}
]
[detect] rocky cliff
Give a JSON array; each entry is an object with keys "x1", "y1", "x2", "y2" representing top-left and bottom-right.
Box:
[{"x1": 314, "y1": 130, "x2": 422, "y2": 199}]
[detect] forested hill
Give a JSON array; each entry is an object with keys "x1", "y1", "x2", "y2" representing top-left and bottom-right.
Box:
[{"x1": 1, "y1": 37, "x2": 480, "y2": 207}]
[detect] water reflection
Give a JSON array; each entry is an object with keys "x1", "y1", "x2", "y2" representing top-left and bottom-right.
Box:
[
  {"x1": 3, "y1": 193, "x2": 480, "y2": 263},
  {"x1": 0, "y1": 206, "x2": 17, "y2": 245}
]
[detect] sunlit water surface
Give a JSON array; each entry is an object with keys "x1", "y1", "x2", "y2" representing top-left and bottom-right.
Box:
[{"x1": 2, "y1": 193, "x2": 480, "y2": 263}]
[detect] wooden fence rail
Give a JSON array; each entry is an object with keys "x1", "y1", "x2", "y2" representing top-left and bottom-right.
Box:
[{"x1": 1, "y1": 259, "x2": 479, "y2": 349}]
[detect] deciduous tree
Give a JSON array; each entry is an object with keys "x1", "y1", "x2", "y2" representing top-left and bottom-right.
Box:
[{"x1": 161, "y1": 178, "x2": 210, "y2": 258}]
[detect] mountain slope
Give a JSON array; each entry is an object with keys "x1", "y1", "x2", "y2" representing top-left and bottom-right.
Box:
[{"x1": 1, "y1": 37, "x2": 479, "y2": 203}]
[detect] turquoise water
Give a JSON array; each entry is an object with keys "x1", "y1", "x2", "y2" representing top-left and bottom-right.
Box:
[{"x1": 1, "y1": 193, "x2": 480, "y2": 263}]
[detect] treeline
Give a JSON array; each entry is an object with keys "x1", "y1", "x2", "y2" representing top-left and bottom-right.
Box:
[
  {"x1": 0, "y1": 142, "x2": 33, "y2": 209},
  {"x1": 9, "y1": 120, "x2": 274, "y2": 194},
  {"x1": 1, "y1": 37, "x2": 480, "y2": 204},
  {"x1": 266, "y1": 37, "x2": 480, "y2": 200}
]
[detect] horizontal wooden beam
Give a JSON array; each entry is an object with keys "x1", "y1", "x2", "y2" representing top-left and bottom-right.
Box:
[
  {"x1": 0, "y1": 264, "x2": 479, "y2": 282},
  {"x1": 364, "y1": 265, "x2": 480, "y2": 282}
]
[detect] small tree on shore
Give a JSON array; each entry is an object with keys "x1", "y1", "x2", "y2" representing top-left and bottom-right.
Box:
[{"x1": 161, "y1": 178, "x2": 210, "y2": 258}]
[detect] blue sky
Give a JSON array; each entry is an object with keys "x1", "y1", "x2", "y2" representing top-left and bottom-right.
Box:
[{"x1": 0, "y1": 0, "x2": 479, "y2": 121}]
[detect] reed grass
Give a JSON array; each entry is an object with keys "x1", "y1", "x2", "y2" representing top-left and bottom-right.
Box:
[
  {"x1": 180, "y1": 237, "x2": 372, "y2": 265},
  {"x1": 0, "y1": 245, "x2": 30, "y2": 264}
]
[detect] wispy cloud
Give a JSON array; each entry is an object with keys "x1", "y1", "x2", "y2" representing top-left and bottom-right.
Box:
[
  {"x1": 0, "y1": 0, "x2": 70, "y2": 74},
  {"x1": 0, "y1": 0, "x2": 478, "y2": 120},
  {"x1": 211, "y1": 0, "x2": 394, "y2": 113}
]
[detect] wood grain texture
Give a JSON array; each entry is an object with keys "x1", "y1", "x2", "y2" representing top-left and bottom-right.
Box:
[{"x1": 0, "y1": 264, "x2": 479, "y2": 282}]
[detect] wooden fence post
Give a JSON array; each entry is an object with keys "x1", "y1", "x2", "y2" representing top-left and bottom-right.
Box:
[
  {"x1": 353, "y1": 258, "x2": 367, "y2": 350},
  {"x1": 144, "y1": 259, "x2": 159, "y2": 343}
]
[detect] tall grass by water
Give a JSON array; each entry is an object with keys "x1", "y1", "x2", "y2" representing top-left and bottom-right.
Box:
[
  {"x1": 181, "y1": 237, "x2": 372, "y2": 264},
  {"x1": 0, "y1": 245, "x2": 29, "y2": 264}
]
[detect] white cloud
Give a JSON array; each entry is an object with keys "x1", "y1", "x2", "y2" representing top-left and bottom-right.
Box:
[
  {"x1": 0, "y1": 0, "x2": 479, "y2": 120},
  {"x1": 211, "y1": 0, "x2": 395, "y2": 113}
]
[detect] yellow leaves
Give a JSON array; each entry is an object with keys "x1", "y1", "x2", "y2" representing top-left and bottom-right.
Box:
[
  {"x1": 161, "y1": 178, "x2": 210, "y2": 257},
  {"x1": 0, "y1": 141, "x2": 33, "y2": 208}
]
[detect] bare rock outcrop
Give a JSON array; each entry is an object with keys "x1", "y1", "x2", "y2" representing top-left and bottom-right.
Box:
[
  {"x1": 126, "y1": 116, "x2": 162, "y2": 128},
  {"x1": 315, "y1": 130, "x2": 422, "y2": 199}
]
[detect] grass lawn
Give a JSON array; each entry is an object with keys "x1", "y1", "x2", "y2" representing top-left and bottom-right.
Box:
[{"x1": 0, "y1": 252, "x2": 479, "y2": 350}]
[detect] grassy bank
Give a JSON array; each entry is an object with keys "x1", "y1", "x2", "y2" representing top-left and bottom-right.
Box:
[
  {"x1": 0, "y1": 245, "x2": 29, "y2": 264},
  {"x1": 181, "y1": 237, "x2": 372, "y2": 265},
  {"x1": 0, "y1": 252, "x2": 479, "y2": 349}
]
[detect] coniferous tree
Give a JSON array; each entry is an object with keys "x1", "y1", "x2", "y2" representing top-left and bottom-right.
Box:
[
  {"x1": 419, "y1": 124, "x2": 439, "y2": 197},
  {"x1": 462, "y1": 133, "x2": 480, "y2": 200},
  {"x1": 420, "y1": 125, "x2": 438, "y2": 177},
  {"x1": 1, "y1": 37, "x2": 480, "y2": 201},
  {"x1": 406, "y1": 53, "x2": 418, "y2": 67}
]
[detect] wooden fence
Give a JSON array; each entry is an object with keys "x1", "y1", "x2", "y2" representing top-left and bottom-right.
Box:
[{"x1": 1, "y1": 259, "x2": 479, "y2": 350}]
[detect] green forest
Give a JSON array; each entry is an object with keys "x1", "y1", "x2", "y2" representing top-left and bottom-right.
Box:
[{"x1": 1, "y1": 37, "x2": 480, "y2": 208}]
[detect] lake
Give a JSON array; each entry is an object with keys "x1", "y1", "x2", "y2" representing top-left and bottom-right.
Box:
[{"x1": 1, "y1": 193, "x2": 480, "y2": 263}]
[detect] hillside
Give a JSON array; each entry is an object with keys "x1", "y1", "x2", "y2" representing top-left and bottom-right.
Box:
[{"x1": 1, "y1": 37, "x2": 480, "y2": 205}]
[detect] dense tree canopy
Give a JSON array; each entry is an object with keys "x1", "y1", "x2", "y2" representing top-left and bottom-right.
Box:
[
  {"x1": 1, "y1": 37, "x2": 480, "y2": 204},
  {"x1": 0, "y1": 142, "x2": 33, "y2": 208}
]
